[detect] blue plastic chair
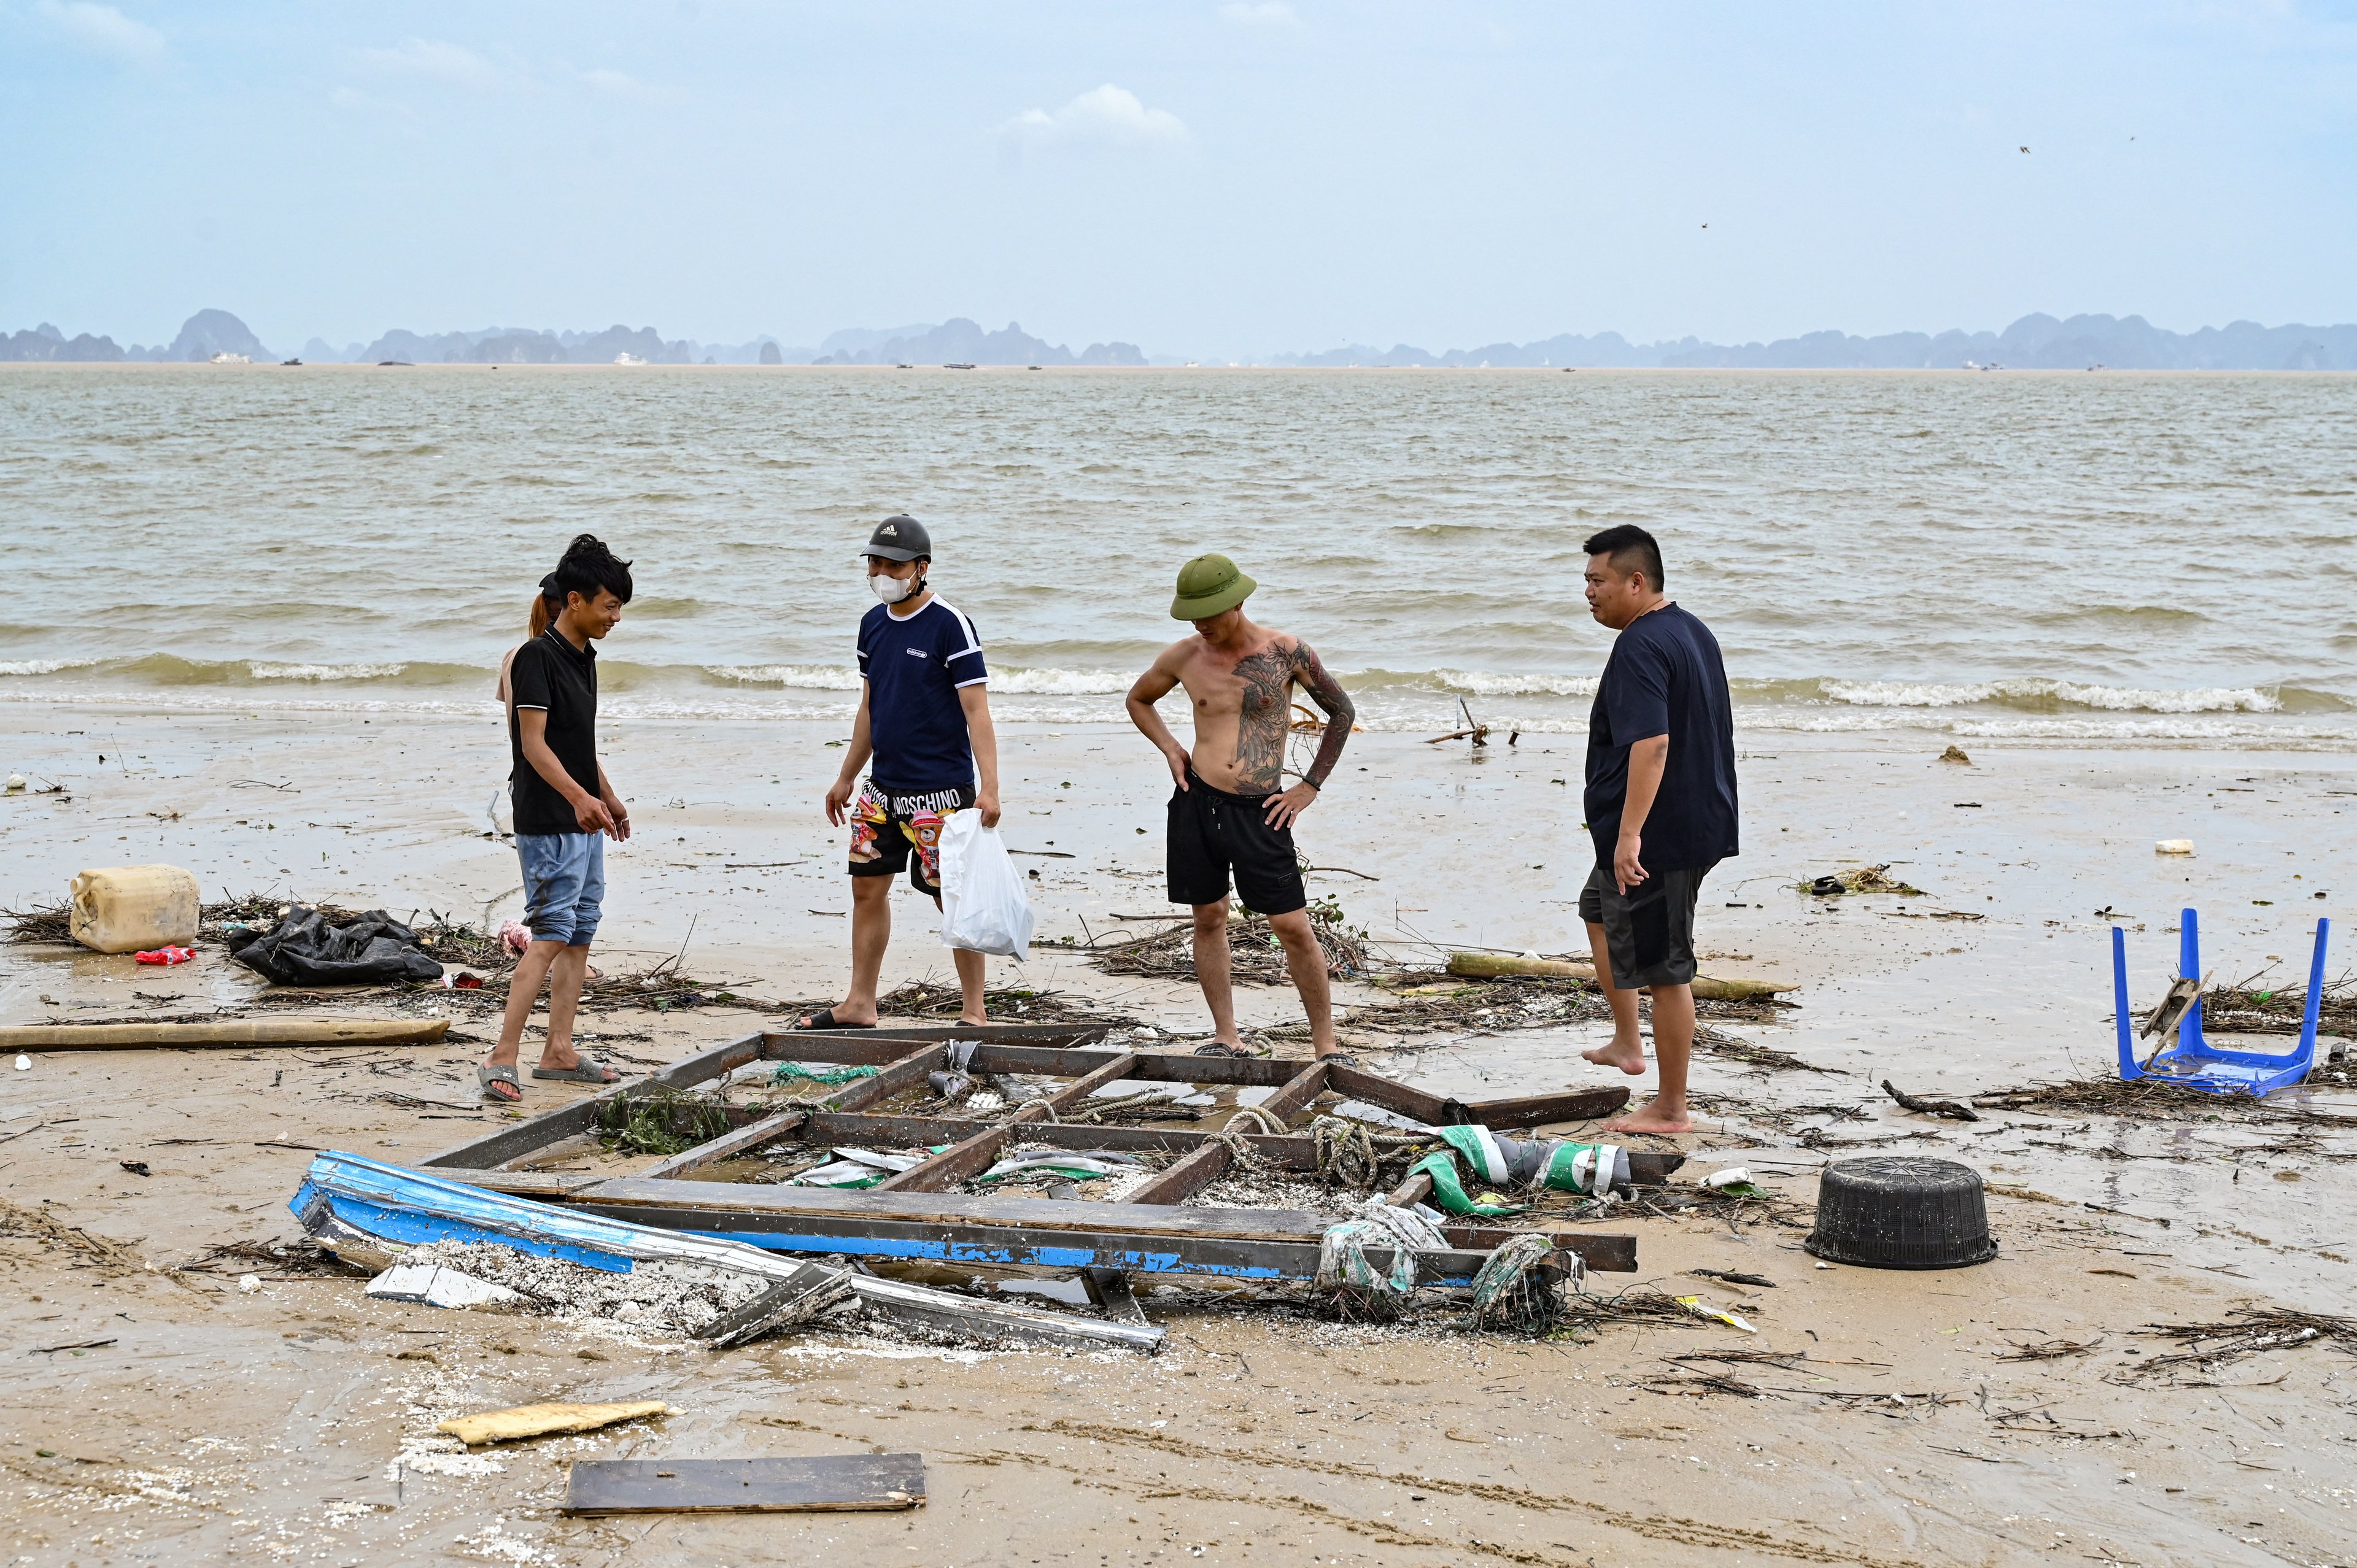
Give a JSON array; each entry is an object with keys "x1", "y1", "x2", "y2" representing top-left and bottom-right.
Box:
[{"x1": 2110, "y1": 908, "x2": 2329, "y2": 1097}]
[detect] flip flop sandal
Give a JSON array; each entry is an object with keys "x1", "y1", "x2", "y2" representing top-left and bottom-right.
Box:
[
  {"x1": 793, "y1": 1006, "x2": 877, "y2": 1031},
  {"x1": 477, "y1": 1062, "x2": 523, "y2": 1103},
  {"x1": 1315, "y1": 1052, "x2": 1363, "y2": 1068},
  {"x1": 1191, "y1": 1041, "x2": 1256, "y2": 1059},
  {"x1": 532, "y1": 1056, "x2": 620, "y2": 1083}
]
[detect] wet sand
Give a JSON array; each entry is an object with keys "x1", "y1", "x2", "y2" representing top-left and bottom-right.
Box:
[{"x1": 2, "y1": 701, "x2": 2353, "y2": 1564}]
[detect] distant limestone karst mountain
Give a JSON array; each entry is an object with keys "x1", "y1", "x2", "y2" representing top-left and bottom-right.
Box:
[
  {"x1": 1273, "y1": 312, "x2": 2357, "y2": 371},
  {"x1": 7, "y1": 307, "x2": 2356, "y2": 370},
  {"x1": 167, "y1": 309, "x2": 275, "y2": 363},
  {"x1": 811, "y1": 318, "x2": 1146, "y2": 366},
  {"x1": 0, "y1": 308, "x2": 276, "y2": 363}
]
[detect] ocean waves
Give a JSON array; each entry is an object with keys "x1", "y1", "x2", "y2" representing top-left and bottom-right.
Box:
[
  {"x1": 1811, "y1": 677, "x2": 2305, "y2": 714},
  {"x1": 700, "y1": 663, "x2": 1133, "y2": 695},
  {"x1": 2, "y1": 652, "x2": 2345, "y2": 722}
]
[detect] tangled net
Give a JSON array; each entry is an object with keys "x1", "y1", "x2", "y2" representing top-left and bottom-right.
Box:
[{"x1": 1469, "y1": 1233, "x2": 1574, "y2": 1335}]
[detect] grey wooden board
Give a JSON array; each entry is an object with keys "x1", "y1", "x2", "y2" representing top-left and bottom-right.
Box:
[{"x1": 562, "y1": 1453, "x2": 925, "y2": 1514}]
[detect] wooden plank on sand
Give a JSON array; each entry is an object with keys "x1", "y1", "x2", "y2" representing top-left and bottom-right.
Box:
[{"x1": 562, "y1": 1454, "x2": 925, "y2": 1515}]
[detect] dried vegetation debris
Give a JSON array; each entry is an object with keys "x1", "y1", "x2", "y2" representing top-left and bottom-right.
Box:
[
  {"x1": 0, "y1": 1195, "x2": 153, "y2": 1273},
  {"x1": 594, "y1": 1084, "x2": 733, "y2": 1156},
  {"x1": 1798, "y1": 863, "x2": 1925, "y2": 898},
  {"x1": 875, "y1": 979, "x2": 1139, "y2": 1025},
  {"x1": 2202, "y1": 978, "x2": 2357, "y2": 1039},
  {"x1": 1080, "y1": 897, "x2": 1373, "y2": 985},
  {"x1": 1973, "y1": 1075, "x2": 2357, "y2": 1124},
  {"x1": 2118, "y1": 1307, "x2": 2357, "y2": 1381}
]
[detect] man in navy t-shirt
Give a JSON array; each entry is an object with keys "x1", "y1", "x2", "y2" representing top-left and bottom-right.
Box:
[
  {"x1": 800, "y1": 515, "x2": 1004, "y2": 1029},
  {"x1": 1576, "y1": 524, "x2": 1738, "y2": 1135}
]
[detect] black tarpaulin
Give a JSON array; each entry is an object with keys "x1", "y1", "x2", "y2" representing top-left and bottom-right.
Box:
[{"x1": 231, "y1": 906, "x2": 444, "y2": 986}]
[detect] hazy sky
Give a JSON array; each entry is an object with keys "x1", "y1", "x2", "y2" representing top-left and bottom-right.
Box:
[{"x1": 6, "y1": 1, "x2": 2355, "y2": 358}]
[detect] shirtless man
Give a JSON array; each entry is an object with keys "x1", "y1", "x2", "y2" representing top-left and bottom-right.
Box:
[{"x1": 1125, "y1": 554, "x2": 1356, "y2": 1059}]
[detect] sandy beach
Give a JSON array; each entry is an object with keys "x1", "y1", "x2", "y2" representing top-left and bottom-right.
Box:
[{"x1": 1, "y1": 698, "x2": 2352, "y2": 1565}]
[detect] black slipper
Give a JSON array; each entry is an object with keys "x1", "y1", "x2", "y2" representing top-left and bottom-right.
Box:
[
  {"x1": 1192, "y1": 1041, "x2": 1256, "y2": 1058},
  {"x1": 794, "y1": 1006, "x2": 877, "y2": 1031}
]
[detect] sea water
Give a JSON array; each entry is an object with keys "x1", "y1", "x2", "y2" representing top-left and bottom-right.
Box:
[{"x1": 3, "y1": 365, "x2": 2351, "y2": 746}]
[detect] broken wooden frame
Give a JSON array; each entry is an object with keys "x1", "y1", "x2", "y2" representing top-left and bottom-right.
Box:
[{"x1": 419, "y1": 1024, "x2": 1653, "y2": 1287}]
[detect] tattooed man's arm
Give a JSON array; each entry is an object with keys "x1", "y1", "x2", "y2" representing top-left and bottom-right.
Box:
[{"x1": 1291, "y1": 641, "x2": 1354, "y2": 788}]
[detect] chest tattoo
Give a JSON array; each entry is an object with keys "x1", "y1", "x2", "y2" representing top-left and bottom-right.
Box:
[{"x1": 1228, "y1": 639, "x2": 1356, "y2": 794}]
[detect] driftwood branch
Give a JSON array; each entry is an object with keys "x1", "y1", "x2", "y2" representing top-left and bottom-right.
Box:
[{"x1": 1880, "y1": 1079, "x2": 1980, "y2": 1122}]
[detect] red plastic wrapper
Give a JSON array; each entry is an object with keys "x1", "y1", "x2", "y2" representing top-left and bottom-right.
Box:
[{"x1": 133, "y1": 946, "x2": 195, "y2": 965}]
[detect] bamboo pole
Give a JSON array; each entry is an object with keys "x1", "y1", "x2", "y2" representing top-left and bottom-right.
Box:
[
  {"x1": 1444, "y1": 952, "x2": 1795, "y2": 1000},
  {"x1": 0, "y1": 1018, "x2": 449, "y2": 1049}
]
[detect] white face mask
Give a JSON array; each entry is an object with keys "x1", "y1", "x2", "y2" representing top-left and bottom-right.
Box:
[{"x1": 871, "y1": 571, "x2": 916, "y2": 604}]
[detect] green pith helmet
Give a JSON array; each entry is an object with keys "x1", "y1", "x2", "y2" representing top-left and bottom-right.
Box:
[{"x1": 1170, "y1": 553, "x2": 1256, "y2": 620}]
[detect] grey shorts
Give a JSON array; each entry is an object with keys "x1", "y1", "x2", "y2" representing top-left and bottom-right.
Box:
[{"x1": 1579, "y1": 860, "x2": 1715, "y2": 990}]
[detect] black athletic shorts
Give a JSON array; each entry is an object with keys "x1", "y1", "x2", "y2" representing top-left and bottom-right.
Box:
[
  {"x1": 1167, "y1": 770, "x2": 1307, "y2": 916},
  {"x1": 1579, "y1": 859, "x2": 1716, "y2": 990}
]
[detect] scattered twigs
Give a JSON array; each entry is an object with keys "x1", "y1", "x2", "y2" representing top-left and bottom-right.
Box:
[
  {"x1": 1797, "y1": 863, "x2": 1925, "y2": 898},
  {"x1": 877, "y1": 981, "x2": 1138, "y2": 1026},
  {"x1": 1089, "y1": 900, "x2": 1371, "y2": 985},
  {"x1": 1974, "y1": 1076, "x2": 2357, "y2": 1126},
  {"x1": 1346, "y1": 975, "x2": 1598, "y2": 1036},
  {"x1": 1628, "y1": 1370, "x2": 1772, "y2": 1399},
  {"x1": 1996, "y1": 1337, "x2": 2103, "y2": 1362},
  {"x1": 1688, "y1": 1268, "x2": 1776, "y2": 1288},
  {"x1": 1987, "y1": 1402, "x2": 2132, "y2": 1440},
  {"x1": 2116, "y1": 1308, "x2": 2357, "y2": 1381},
  {"x1": 645, "y1": 914, "x2": 699, "y2": 981},
  {"x1": 1881, "y1": 1079, "x2": 1981, "y2": 1122},
  {"x1": 1700, "y1": 1026, "x2": 1830, "y2": 1074},
  {"x1": 1425, "y1": 698, "x2": 1490, "y2": 747},
  {"x1": 2, "y1": 899, "x2": 72, "y2": 944},
  {"x1": 2204, "y1": 978, "x2": 2357, "y2": 1039},
  {"x1": 1662, "y1": 1348, "x2": 1816, "y2": 1371},
  {"x1": 0, "y1": 1197, "x2": 160, "y2": 1278}
]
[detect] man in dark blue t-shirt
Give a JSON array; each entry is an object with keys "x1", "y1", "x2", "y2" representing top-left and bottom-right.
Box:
[
  {"x1": 1576, "y1": 524, "x2": 1738, "y2": 1135},
  {"x1": 799, "y1": 515, "x2": 1004, "y2": 1030}
]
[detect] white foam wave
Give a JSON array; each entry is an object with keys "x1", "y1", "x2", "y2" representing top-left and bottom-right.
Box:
[
  {"x1": 708, "y1": 664, "x2": 1133, "y2": 695},
  {"x1": 247, "y1": 662, "x2": 408, "y2": 681},
  {"x1": 1819, "y1": 678, "x2": 2282, "y2": 714},
  {"x1": 706, "y1": 664, "x2": 863, "y2": 690},
  {"x1": 0, "y1": 658, "x2": 99, "y2": 676},
  {"x1": 1433, "y1": 669, "x2": 1598, "y2": 698},
  {"x1": 992, "y1": 668, "x2": 1132, "y2": 695},
  {"x1": 1946, "y1": 716, "x2": 2337, "y2": 740}
]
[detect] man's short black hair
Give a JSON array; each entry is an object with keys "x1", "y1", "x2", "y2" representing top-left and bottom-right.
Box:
[
  {"x1": 1582, "y1": 524, "x2": 1664, "y2": 590},
  {"x1": 548, "y1": 533, "x2": 634, "y2": 607}
]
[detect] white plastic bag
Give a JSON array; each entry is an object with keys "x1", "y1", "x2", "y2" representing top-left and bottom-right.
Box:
[{"x1": 937, "y1": 810, "x2": 1034, "y2": 960}]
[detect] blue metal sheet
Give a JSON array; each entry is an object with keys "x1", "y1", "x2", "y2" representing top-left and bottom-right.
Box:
[{"x1": 292, "y1": 1151, "x2": 703, "y2": 1272}]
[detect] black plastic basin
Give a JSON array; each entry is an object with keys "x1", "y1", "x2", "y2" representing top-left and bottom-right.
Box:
[{"x1": 1805, "y1": 1156, "x2": 1997, "y2": 1270}]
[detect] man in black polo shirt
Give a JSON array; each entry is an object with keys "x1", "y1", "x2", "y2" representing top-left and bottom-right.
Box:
[
  {"x1": 480, "y1": 535, "x2": 635, "y2": 1105},
  {"x1": 1576, "y1": 524, "x2": 1738, "y2": 1135}
]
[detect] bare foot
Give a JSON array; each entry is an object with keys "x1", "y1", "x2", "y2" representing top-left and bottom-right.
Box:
[
  {"x1": 1582, "y1": 1037, "x2": 1648, "y2": 1076},
  {"x1": 1600, "y1": 1100, "x2": 1694, "y2": 1136},
  {"x1": 539, "y1": 1042, "x2": 582, "y2": 1073}
]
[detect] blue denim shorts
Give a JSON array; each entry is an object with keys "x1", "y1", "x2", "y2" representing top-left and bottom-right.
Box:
[{"x1": 517, "y1": 833, "x2": 605, "y2": 948}]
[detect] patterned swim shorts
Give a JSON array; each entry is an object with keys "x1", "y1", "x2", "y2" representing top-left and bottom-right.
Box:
[{"x1": 847, "y1": 782, "x2": 975, "y2": 897}]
